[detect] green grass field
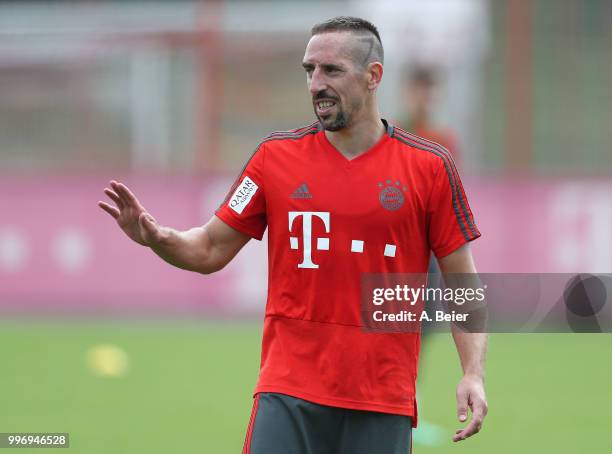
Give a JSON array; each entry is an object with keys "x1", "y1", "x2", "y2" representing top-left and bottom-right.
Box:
[{"x1": 1, "y1": 320, "x2": 610, "y2": 453}]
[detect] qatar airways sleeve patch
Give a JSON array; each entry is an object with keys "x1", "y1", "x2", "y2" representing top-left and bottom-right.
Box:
[{"x1": 228, "y1": 176, "x2": 259, "y2": 214}]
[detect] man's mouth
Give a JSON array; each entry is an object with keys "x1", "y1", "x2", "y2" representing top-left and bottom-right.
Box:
[{"x1": 315, "y1": 99, "x2": 337, "y2": 115}]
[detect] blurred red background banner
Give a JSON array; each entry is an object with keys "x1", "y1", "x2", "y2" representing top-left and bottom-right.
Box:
[{"x1": 1, "y1": 175, "x2": 610, "y2": 315}]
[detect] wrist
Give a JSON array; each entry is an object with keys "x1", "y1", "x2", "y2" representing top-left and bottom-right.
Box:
[
  {"x1": 148, "y1": 226, "x2": 172, "y2": 249},
  {"x1": 463, "y1": 370, "x2": 485, "y2": 382}
]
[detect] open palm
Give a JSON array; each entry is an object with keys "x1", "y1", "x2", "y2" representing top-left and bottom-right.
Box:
[{"x1": 98, "y1": 180, "x2": 158, "y2": 246}]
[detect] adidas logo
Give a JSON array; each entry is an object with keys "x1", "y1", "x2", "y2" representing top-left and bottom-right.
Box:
[{"x1": 290, "y1": 183, "x2": 312, "y2": 199}]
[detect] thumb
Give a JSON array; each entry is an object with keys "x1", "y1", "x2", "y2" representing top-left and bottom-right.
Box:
[
  {"x1": 457, "y1": 393, "x2": 469, "y2": 422},
  {"x1": 138, "y1": 212, "x2": 160, "y2": 241}
]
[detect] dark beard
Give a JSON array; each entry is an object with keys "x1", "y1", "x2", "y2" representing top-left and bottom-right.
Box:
[{"x1": 317, "y1": 110, "x2": 348, "y2": 131}]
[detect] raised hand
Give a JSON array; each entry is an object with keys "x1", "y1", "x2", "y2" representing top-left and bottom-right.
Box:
[{"x1": 98, "y1": 180, "x2": 167, "y2": 246}]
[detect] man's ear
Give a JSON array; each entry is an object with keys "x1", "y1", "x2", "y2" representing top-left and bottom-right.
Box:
[{"x1": 367, "y1": 62, "x2": 383, "y2": 90}]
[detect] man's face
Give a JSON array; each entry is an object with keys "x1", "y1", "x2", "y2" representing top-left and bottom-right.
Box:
[
  {"x1": 408, "y1": 81, "x2": 435, "y2": 119},
  {"x1": 302, "y1": 32, "x2": 369, "y2": 131}
]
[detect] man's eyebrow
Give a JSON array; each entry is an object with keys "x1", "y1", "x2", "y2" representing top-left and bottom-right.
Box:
[
  {"x1": 321, "y1": 63, "x2": 344, "y2": 71},
  {"x1": 301, "y1": 62, "x2": 345, "y2": 71}
]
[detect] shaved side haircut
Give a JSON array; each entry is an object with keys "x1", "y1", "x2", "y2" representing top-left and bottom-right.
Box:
[{"x1": 311, "y1": 16, "x2": 384, "y2": 67}]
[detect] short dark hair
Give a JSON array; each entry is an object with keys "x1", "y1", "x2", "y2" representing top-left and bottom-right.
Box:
[
  {"x1": 311, "y1": 16, "x2": 384, "y2": 65},
  {"x1": 409, "y1": 66, "x2": 439, "y2": 87}
]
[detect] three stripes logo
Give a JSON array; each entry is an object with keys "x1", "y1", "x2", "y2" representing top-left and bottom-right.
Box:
[{"x1": 290, "y1": 183, "x2": 312, "y2": 199}]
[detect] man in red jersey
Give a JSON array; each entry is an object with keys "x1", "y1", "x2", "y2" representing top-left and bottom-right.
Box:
[{"x1": 99, "y1": 16, "x2": 487, "y2": 454}]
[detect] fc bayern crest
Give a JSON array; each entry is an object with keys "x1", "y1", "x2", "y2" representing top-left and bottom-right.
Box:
[{"x1": 378, "y1": 180, "x2": 407, "y2": 211}]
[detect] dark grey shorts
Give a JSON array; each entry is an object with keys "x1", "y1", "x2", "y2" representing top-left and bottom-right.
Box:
[{"x1": 243, "y1": 393, "x2": 413, "y2": 454}]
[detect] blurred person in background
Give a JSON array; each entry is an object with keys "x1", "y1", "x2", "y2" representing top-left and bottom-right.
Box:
[
  {"x1": 98, "y1": 16, "x2": 487, "y2": 454},
  {"x1": 401, "y1": 65, "x2": 460, "y2": 164},
  {"x1": 400, "y1": 64, "x2": 461, "y2": 321}
]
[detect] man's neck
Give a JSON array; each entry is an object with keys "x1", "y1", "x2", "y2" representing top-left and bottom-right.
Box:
[{"x1": 324, "y1": 115, "x2": 386, "y2": 161}]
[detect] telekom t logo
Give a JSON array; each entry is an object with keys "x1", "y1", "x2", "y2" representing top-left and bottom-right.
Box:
[{"x1": 288, "y1": 211, "x2": 330, "y2": 269}]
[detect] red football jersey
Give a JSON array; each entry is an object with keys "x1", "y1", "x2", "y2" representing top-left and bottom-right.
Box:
[{"x1": 215, "y1": 120, "x2": 480, "y2": 425}]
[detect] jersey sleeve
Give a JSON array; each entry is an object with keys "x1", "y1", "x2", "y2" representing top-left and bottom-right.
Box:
[
  {"x1": 427, "y1": 156, "x2": 480, "y2": 258},
  {"x1": 215, "y1": 143, "x2": 267, "y2": 240}
]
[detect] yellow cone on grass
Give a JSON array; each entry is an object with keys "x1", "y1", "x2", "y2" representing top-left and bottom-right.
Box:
[{"x1": 86, "y1": 344, "x2": 129, "y2": 377}]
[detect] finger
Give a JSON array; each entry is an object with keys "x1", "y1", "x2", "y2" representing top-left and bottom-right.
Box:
[
  {"x1": 111, "y1": 181, "x2": 142, "y2": 208},
  {"x1": 110, "y1": 181, "x2": 133, "y2": 206},
  {"x1": 98, "y1": 201, "x2": 120, "y2": 219},
  {"x1": 453, "y1": 405, "x2": 485, "y2": 442},
  {"x1": 454, "y1": 424, "x2": 472, "y2": 442},
  {"x1": 453, "y1": 429, "x2": 464, "y2": 442},
  {"x1": 470, "y1": 398, "x2": 487, "y2": 421},
  {"x1": 453, "y1": 419, "x2": 482, "y2": 442},
  {"x1": 463, "y1": 417, "x2": 482, "y2": 438},
  {"x1": 103, "y1": 188, "x2": 123, "y2": 209},
  {"x1": 456, "y1": 393, "x2": 468, "y2": 423}
]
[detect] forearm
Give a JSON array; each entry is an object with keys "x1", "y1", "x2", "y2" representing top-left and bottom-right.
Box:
[
  {"x1": 100, "y1": 182, "x2": 249, "y2": 274},
  {"x1": 452, "y1": 327, "x2": 488, "y2": 379},
  {"x1": 149, "y1": 226, "x2": 216, "y2": 274},
  {"x1": 435, "y1": 235, "x2": 489, "y2": 440}
]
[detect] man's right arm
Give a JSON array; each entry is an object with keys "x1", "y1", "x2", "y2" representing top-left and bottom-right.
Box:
[{"x1": 98, "y1": 180, "x2": 251, "y2": 274}]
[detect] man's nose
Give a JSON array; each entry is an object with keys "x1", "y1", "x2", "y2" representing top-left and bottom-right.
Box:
[{"x1": 309, "y1": 68, "x2": 327, "y2": 96}]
